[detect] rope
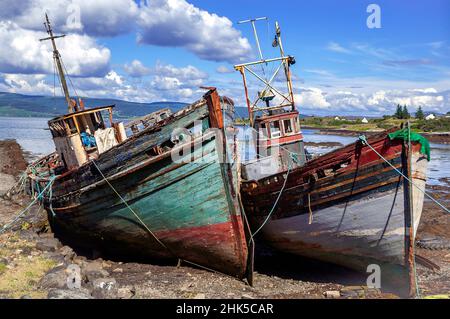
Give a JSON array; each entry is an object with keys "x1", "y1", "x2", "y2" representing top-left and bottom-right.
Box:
[
  {"x1": 308, "y1": 193, "x2": 313, "y2": 224},
  {"x1": 92, "y1": 160, "x2": 246, "y2": 278},
  {"x1": 405, "y1": 122, "x2": 421, "y2": 298},
  {"x1": 248, "y1": 154, "x2": 293, "y2": 243},
  {"x1": 0, "y1": 176, "x2": 56, "y2": 234},
  {"x1": 91, "y1": 160, "x2": 170, "y2": 252},
  {"x1": 358, "y1": 135, "x2": 449, "y2": 214}
]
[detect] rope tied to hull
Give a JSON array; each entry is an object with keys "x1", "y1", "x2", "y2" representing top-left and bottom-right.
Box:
[
  {"x1": 91, "y1": 160, "x2": 171, "y2": 253},
  {"x1": 0, "y1": 175, "x2": 56, "y2": 234},
  {"x1": 307, "y1": 193, "x2": 314, "y2": 225},
  {"x1": 91, "y1": 160, "x2": 236, "y2": 278},
  {"x1": 248, "y1": 152, "x2": 298, "y2": 243},
  {"x1": 358, "y1": 135, "x2": 449, "y2": 214}
]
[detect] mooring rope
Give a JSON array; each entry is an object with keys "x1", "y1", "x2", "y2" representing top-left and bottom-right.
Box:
[
  {"x1": 91, "y1": 160, "x2": 237, "y2": 278},
  {"x1": 91, "y1": 160, "x2": 171, "y2": 252},
  {"x1": 358, "y1": 135, "x2": 449, "y2": 214},
  {"x1": 406, "y1": 123, "x2": 421, "y2": 299},
  {"x1": 0, "y1": 175, "x2": 56, "y2": 234},
  {"x1": 248, "y1": 154, "x2": 294, "y2": 243}
]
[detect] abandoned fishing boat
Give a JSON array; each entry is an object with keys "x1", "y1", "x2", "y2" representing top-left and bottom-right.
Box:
[
  {"x1": 235, "y1": 19, "x2": 429, "y2": 295},
  {"x1": 27, "y1": 15, "x2": 250, "y2": 279}
]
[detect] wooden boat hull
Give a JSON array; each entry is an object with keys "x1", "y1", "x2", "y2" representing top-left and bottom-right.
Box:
[
  {"x1": 34, "y1": 91, "x2": 249, "y2": 279},
  {"x1": 241, "y1": 132, "x2": 428, "y2": 292}
]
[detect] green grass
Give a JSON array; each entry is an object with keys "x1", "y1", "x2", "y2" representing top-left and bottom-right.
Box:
[
  {"x1": 300, "y1": 116, "x2": 450, "y2": 133},
  {"x1": 411, "y1": 118, "x2": 450, "y2": 132},
  {"x1": 0, "y1": 263, "x2": 6, "y2": 274}
]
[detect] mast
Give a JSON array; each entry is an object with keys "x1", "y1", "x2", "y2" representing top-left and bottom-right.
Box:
[
  {"x1": 234, "y1": 20, "x2": 296, "y2": 126},
  {"x1": 40, "y1": 14, "x2": 73, "y2": 113}
]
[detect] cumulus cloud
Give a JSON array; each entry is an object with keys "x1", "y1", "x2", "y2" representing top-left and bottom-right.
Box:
[
  {"x1": 145, "y1": 62, "x2": 208, "y2": 99},
  {"x1": 290, "y1": 84, "x2": 449, "y2": 115},
  {"x1": 367, "y1": 89, "x2": 445, "y2": 111},
  {"x1": 71, "y1": 62, "x2": 209, "y2": 102},
  {"x1": 1, "y1": 0, "x2": 139, "y2": 37},
  {"x1": 294, "y1": 88, "x2": 330, "y2": 109},
  {"x1": 124, "y1": 60, "x2": 151, "y2": 77},
  {"x1": 153, "y1": 62, "x2": 208, "y2": 85},
  {"x1": 0, "y1": 73, "x2": 53, "y2": 95},
  {"x1": 0, "y1": 21, "x2": 110, "y2": 77},
  {"x1": 137, "y1": 0, "x2": 251, "y2": 63}
]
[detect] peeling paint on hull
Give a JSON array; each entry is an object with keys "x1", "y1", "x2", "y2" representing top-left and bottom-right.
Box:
[
  {"x1": 242, "y1": 131, "x2": 428, "y2": 293},
  {"x1": 34, "y1": 94, "x2": 249, "y2": 279}
]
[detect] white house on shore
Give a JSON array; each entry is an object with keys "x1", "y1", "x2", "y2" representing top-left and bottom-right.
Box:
[{"x1": 425, "y1": 114, "x2": 436, "y2": 120}]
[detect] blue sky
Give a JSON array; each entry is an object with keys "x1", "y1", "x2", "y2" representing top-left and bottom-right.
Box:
[{"x1": 0, "y1": 0, "x2": 449, "y2": 115}]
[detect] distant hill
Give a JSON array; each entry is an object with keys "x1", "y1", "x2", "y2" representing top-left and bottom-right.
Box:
[{"x1": 0, "y1": 92, "x2": 189, "y2": 119}]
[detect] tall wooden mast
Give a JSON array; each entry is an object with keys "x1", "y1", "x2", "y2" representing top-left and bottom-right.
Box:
[{"x1": 40, "y1": 14, "x2": 74, "y2": 113}]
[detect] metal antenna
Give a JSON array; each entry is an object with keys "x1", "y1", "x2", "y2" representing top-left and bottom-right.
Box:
[
  {"x1": 40, "y1": 13, "x2": 73, "y2": 113},
  {"x1": 238, "y1": 17, "x2": 268, "y2": 61},
  {"x1": 234, "y1": 20, "x2": 296, "y2": 126}
]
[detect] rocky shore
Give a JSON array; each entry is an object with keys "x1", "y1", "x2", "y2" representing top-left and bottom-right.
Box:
[{"x1": 0, "y1": 139, "x2": 449, "y2": 299}]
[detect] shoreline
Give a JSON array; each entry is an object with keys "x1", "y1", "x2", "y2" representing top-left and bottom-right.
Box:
[
  {"x1": 0, "y1": 139, "x2": 449, "y2": 299},
  {"x1": 302, "y1": 126, "x2": 450, "y2": 144}
]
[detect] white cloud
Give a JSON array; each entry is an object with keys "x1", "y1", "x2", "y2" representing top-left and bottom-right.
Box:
[
  {"x1": 216, "y1": 65, "x2": 234, "y2": 74},
  {"x1": 153, "y1": 61, "x2": 208, "y2": 87},
  {"x1": 291, "y1": 84, "x2": 449, "y2": 115},
  {"x1": 0, "y1": 21, "x2": 110, "y2": 77},
  {"x1": 366, "y1": 89, "x2": 446, "y2": 111},
  {"x1": 294, "y1": 88, "x2": 330, "y2": 109},
  {"x1": 0, "y1": 73, "x2": 53, "y2": 95},
  {"x1": 71, "y1": 63, "x2": 207, "y2": 102},
  {"x1": 137, "y1": 0, "x2": 251, "y2": 63},
  {"x1": 327, "y1": 42, "x2": 351, "y2": 54},
  {"x1": 1, "y1": 0, "x2": 139, "y2": 37},
  {"x1": 124, "y1": 60, "x2": 151, "y2": 77}
]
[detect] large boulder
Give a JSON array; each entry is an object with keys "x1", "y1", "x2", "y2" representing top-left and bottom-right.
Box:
[
  {"x1": 39, "y1": 266, "x2": 68, "y2": 289},
  {"x1": 36, "y1": 237, "x2": 61, "y2": 252}
]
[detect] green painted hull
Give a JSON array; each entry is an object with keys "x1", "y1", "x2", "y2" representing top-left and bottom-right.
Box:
[{"x1": 35, "y1": 95, "x2": 249, "y2": 278}]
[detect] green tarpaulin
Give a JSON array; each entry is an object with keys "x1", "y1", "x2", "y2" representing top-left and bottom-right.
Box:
[{"x1": 388, "y1": 129, "x2": 431, "y2": 161}]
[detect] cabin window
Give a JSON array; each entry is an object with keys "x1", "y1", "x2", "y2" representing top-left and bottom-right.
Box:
[
  {"x1": 283, "y1": 119, "x2": 293, "y2": 134},
  {"x1": 269, "y1": 121, "x2": 281, "y2": 138},
  {"x1": 66, "y1": 118, "x2": 78, "y2": 134},
  {"x1": 259, "y1": 123, "x2": 268, "y2": 138},
  {"x1": 49, "y1": 120, "x2": 67, "y2": 138}
]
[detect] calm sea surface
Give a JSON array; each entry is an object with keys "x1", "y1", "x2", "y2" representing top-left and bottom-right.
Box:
[{"x1": 1, "y1": 117, "x2": 448, "y2": 186}]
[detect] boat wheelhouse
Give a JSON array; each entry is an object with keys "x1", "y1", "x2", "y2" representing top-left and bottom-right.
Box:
[{"x1": 48, "y1": 105, "x2": 127, "y2": 170}]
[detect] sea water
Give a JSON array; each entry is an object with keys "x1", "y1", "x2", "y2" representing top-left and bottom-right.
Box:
[{"x1": 0, "y1": 117, "x2": 448, "y2": 186}]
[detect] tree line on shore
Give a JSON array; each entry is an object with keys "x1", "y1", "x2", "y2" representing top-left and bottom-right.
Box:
[{"x1": 393, "y1": 104, "x2": 425, "y2": 120}]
